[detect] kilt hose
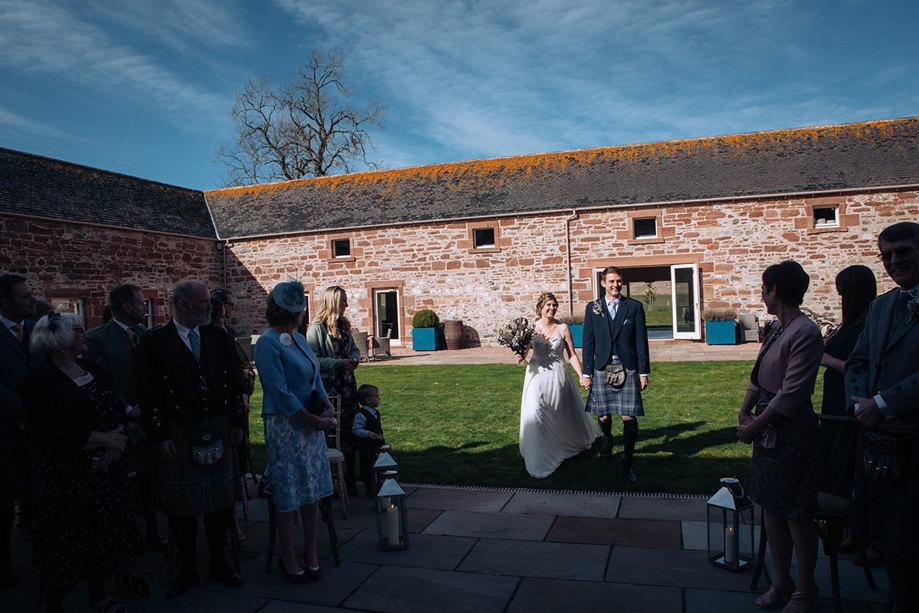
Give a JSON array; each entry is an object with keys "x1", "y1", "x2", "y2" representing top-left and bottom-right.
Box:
[
  {"x1": 586, "y1": 369, "x2": 644, "y2": 417},
  {"x1": 156, "y1": 421, "x2": 237, "y2": 516},
  {"x1": 0, "y1": 428, "x2": 30, "y2": 505}
]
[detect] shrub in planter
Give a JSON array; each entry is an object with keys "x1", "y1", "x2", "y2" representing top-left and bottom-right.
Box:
[
  {"x1": 411, "y1": 309, "x2": 440, "y2": 329},
  {"x1": 411, "y1": 309, "x2": 445, "y2": 351},
  {"x1": 703, "y1": 308, "x2": 738, "y2": 345}
]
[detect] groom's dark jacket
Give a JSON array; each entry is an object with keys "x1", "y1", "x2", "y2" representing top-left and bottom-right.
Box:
[{"x1": 582, "y1": 296, "x2": 650, "y2": 375}]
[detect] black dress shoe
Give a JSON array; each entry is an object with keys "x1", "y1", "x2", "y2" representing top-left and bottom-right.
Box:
[
  {"x1": 166, "y1": 569, "x2": 199, "y2": 599},
  {"x1": 306, "y1": 566, "x2": 321, "y2": 582},
  {"x1": 209, "y1": 567, "x2": 244, "y2": 588},
  {"x1": 622, "y1": 469, "x2": 637, "y2": 484},
  {"x1": 278, "y1": 559, "x2": 310, "y2": 584}
]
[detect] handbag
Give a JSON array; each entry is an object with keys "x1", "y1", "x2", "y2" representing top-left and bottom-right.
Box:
[
  {"x1": 305, "y1": 390, "x2": 324, "y2": 416},
  {"x1": 188, "y1": 419, "x2": 225, "y2": 466},
  {"x1": 604, "y1": 355, "x2": 626, "y2": 388},
  {"x1": 862, "y1": 430, "x2": 904, "y2": 484}
]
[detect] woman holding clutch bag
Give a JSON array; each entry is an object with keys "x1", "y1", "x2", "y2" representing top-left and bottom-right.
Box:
[
  {"x1": 254, "y1": 282, "x2": 335, "y2": 583},
  {"x1": 737, "y1": 261, "x2": 824, "y2": 612}
]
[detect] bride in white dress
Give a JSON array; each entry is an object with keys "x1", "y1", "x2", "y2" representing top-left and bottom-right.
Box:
[{"x1": 517, "y1": 293, "x2": 599, "y2": 478}]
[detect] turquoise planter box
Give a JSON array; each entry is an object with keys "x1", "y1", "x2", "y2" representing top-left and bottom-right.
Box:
[
  {"x1": 568, "y1": 323, "x2": 584, "y2": 348},
  {"x1": 412, "y1": 325, "x2": 445, "y2": 351},
  {"x1": 705, "y1": 319, "x2": 737, "y2": 345}
]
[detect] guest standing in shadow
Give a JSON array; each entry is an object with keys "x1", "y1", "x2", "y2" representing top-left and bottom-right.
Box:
[
  {"x1": 255, "y1": 281, "x2": 335, "y2": 583},
  {"x1": 737, "y1": 261, "x2": 824, "y2": 612},
  {"x1": 307, "y1": 286, "x2": 361, "y2": 496},
  {"x1": 21, "y1": 312, "x2": 142, "y2": 612}
]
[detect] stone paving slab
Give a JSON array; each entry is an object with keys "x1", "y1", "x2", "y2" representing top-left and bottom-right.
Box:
[
  {"x1": 422, "y1": 510, "x2": 553, "y2": 541},
  {"x1": 327, "y1": 502, "x2": 442, "y2": 535},
  {"x1": 126, "y1": 588, "x2": 270, "y2": 612},
  {"x1": 507, "y1": 577, "x2": 683, "y2": 613},
  {"x1": 618, "y1": 496, "x2": 708, "y2": 521},
  {"x1": 547, "y1": 516, "x2": 681, "y2": 548},
  {"x1": 211, "y1": 555, "x2": 378, "y2": 606},
  {"x1": 458, "y1": 538, "x2": 609, "y2": 581},
  {"x1": 339, "y1": 531, "x2": 477, "y2": 570},
  {"x1": 342, "y1": 566, "x2": 519, "y2": 613},
  {"x1": 605, "y1": 546, "x2": 755, "y2": 593},
  {"x1": 502, "y1": 490, "x2": 620, "y2": 519},
  {"x1": 408, "y1": 487, "x2": 513, "y2": 512},
  {"x1": 260, "y1": 601, "x2": 348, "y2": 613}
]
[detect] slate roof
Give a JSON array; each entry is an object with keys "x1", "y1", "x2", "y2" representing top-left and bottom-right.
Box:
[
  {"x1": 0, "y1": 148, "x2": 216, "y2": 238},
  {"x1": 206, "y1": 117, "x2": 919, "y2": 239}
]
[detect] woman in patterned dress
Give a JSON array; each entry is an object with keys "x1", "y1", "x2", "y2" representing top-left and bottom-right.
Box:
[
  {"x1": 306, "y1": 286, "x2": 361, "y2": 495},
  {"x1": 737, "y1": 261, "x2": 824, "y2": 613},
  {"x1": 254, "y1": 282, "x2": 335, "y2": 583},
  {"x1": 20, "y1": 312, "x2": 142, "y2": 613}
]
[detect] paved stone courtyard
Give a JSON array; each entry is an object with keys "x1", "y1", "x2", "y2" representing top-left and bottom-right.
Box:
[{"x1": 5, "y1": 484, "x2": 888, "y2": 612}]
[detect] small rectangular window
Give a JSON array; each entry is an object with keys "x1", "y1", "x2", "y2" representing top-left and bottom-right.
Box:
[
  {"x1": 332, "y1": 239, "x2": 351, "y2": 257},
  {"x1": 473, "y1": 228, "x2": 496, "y2": 248},
  {"x1": 50, "y1": 297, "x2": 84, "y2": 317},
  {"x1": 813, "y1": 206, "x2": 838, "y2": 228},
  {"x1": 633, "y1": 218, "x2": 657, "y2": 239}
]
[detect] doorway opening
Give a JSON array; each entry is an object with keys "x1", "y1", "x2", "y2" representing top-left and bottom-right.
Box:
[{"x1": 592, "y1": 264, "x2": 700, "y2": 340}]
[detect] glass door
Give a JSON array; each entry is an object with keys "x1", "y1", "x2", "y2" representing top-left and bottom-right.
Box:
[
  {"x1": 671, "y1": 264, "x2": 700, "y2": 340},
  {"x1": 373, "y1": 289, "x2": 400, "y2": 345}
]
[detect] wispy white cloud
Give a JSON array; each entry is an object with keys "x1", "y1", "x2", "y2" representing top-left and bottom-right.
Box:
[
  {"x1": 275, "y1": 0, "x2": 911, "y2": 168},
  {"x1": 0, "y1": 0, "x2": 232, "y2": 130},
  {"x1": 0, "y1": 105, "x2": 81, "y2": 141}
]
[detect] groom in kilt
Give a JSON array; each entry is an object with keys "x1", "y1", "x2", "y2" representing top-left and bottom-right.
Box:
[
  {"x1": 138, "y1": 280, "x2": 246, "y2": 599},
  {"x1": 580, "y1": 266, "x2": 650, "y2": 484}
]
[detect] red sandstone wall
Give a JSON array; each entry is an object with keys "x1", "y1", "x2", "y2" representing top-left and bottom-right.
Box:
[
  {"x1": 225, "y1": 190, "x2": 917, "y2": 346},
  {"x1": 0, "y1": 215, "x2": 221, "y2": 328}
]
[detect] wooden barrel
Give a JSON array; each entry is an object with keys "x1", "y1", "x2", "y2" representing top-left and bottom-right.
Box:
[{"x1": 443, "y1": 320, "x2": 464, "y2": 350}]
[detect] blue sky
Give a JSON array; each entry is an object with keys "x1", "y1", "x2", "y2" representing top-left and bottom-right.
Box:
[{"x1": 1, "y1": 0, "x2": 917, "y2": 190}]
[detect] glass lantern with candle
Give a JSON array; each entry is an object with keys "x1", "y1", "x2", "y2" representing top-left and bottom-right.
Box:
[
  {"x1": 375, "y1": 478, "x2": 409, "y2": 551},
  {"x1": 373, "y1": 451, "x2": 398, "y2": 494},
  {"x1": 707, "y1": 477, "x2": 754, "y2": 571}
]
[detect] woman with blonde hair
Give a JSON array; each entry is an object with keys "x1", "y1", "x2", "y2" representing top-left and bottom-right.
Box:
[
  {"x1": 306, "y1": 286, "x2": 362, "y2": 495},
  {"x1": 516, "y1": 292, "x2": 599, "y2": 478}
]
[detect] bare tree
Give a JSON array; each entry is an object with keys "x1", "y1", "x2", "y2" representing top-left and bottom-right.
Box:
[{"x1": 215, "y1": 50, "x2": 386, "y2": 186}]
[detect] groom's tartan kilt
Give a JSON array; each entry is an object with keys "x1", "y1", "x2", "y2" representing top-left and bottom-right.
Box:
[
  {"x1": 155, "y1": 421, "x2": 236, "y2": 516},
  {"x1": 586, "y1": 369, "x2": 644, "y2": 417}
]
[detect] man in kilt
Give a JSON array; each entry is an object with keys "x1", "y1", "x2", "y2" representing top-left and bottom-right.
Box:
[
  {"x1": 846, "y1": 222, "x2": 919, "y2": 611},
  {"x1": 580, "y1": 266, "x2": 650, "y2": 484},
  {"x1": 84, "y1": 283, "x2": 168, "y2": 552},
  {"x1": 138, "y1": 280, "x2": 246, "y2": 599},
  {"x1": 0, "y1": 274, "x2": 40, "y2": 587}
]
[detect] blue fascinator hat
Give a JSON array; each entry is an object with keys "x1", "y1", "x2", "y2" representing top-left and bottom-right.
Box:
[{"x1": 271, "y1": 281, "x2": 307, "y2": 313}]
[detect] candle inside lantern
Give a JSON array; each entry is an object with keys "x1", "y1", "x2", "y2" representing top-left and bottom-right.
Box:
[
  {"x1": 724, "y1": 526, "x2": 736, "y2": 565},
  {"x1": 387, "y1": 502, "x2": 400, "y2": 546}
]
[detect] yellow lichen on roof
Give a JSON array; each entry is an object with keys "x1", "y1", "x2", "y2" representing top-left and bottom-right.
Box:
[{"x1": 205, "y1": 117, "x2": 917, "y2": 198}]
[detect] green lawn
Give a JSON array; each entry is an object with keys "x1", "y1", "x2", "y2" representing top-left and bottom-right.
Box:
[{"x1": 247, "y1": 361, "x2": 826, "y2": 495}]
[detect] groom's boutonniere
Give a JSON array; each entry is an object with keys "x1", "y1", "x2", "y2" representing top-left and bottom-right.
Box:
[{"x1": 591, "y1": 299, "x2": 605, "y2": 317}]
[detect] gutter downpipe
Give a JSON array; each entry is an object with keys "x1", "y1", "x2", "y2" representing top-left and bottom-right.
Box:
[{"x1": 564, "y1": 209, "x2": 578, "y2": 318}]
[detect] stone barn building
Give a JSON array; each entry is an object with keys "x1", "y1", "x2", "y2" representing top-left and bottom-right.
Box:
[{"x1": 2, "y1": 116, "x2": 918, "y2": 346}]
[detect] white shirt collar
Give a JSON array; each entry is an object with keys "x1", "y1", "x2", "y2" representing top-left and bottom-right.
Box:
[
  {"x1": 172, "y1": 318, "x2": 199, "y2": 341},
  {"x1": 111, "y1": 318, "x2": 131, "y2": 331}
]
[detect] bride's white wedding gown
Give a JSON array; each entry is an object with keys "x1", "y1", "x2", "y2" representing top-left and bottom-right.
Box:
[{"x1": 519, "y1": 333, "x2": 599, "y2": 478}]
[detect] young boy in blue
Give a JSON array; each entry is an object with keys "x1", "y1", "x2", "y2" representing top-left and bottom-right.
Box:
[{"x1": 352, "y1": 384, "x2": 385, "y2": 497}]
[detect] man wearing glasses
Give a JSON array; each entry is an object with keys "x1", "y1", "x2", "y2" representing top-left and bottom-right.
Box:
[{"x1": 846, "y1": 221, "x2": 919, "y2": 612}]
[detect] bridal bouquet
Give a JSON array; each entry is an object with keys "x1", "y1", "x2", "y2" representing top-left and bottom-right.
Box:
[{"x1": 496, "y1": 317, "x2": 535, "y2": 365}]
